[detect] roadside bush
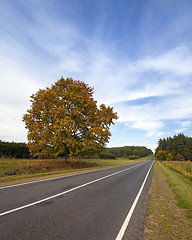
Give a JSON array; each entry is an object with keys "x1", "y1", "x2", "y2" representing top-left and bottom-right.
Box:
[
  {"x1": 128, "y1": 155, "x2": 138, "y2": 160},
  {"x1": 99, "y1": 152, "x2": 116, "y2": 159}
]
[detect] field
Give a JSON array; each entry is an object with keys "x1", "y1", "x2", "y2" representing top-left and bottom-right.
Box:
[
  {"x1": 0, "y1": 156, "x2": 150, "y2": 185},
  {"x1": 162, "y1": 161, "x2": 192, "y2": 180}
]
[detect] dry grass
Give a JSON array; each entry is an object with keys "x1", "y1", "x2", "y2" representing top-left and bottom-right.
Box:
[
  {"x1": 0, "y1": 158, "x2": 96, "y2": 176},
  {"x1": 0, "y1": 156, "x2": 150, "y2": 185}
]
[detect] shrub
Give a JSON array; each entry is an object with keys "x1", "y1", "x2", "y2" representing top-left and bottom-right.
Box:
[
  {"x1": 128, "y1": 155, "x2": 138, "y2": 160},
  {"x1": 99, "y1": 152, "x2": 116, "y2": 159}
]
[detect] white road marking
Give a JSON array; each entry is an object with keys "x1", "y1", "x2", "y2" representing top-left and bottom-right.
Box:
[
  {"x1": 115, "y1": 161, "x2": 154, "y2": 240},
  {"x1": 0, "y1": 168, "x2": 107, "y2": 190},
  {"x1": 0, "y1": 160, "x2": 149, "y2": 190},
  {"x1": 0, "y1": 161, "x2": 148, "y2": 217}
]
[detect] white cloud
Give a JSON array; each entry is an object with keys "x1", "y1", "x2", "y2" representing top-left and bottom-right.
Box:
[
  {"x1": 138, "y1": 46, "x2": 192, "y2": 76},
  {"x1": 107, "y1": 46, "x2": 192, "y2": 138},
  {"x1": 81, "y1": 45, "x2": 192, "y2": 110},
  {"x1": 174, "y1": 128, "x2": 188, "y2": 134},
  {"x1": 155, "y1": 131, "x2": 167, "y2": 137},
  {"x1": 1, "y1": 35, "x2": 192, "y2": 142},
  {"x1": 0, "y1": 41, "x2": 42, "y2": 142},
  {"x1": 115, "y1": 91, "x2": 192, "y2": 138},
  {"x1": 174, "y1": 120, "x2": 191, "y2": 134},
  {"x1": 131, "y1": 120, "x2": 164, "y2": 137},
  {"x1": 0, "y1": 1, "x2": 192, "y2": 146},
  {"x1": 178, "y1": 120, "x2": 191, "y2": 128}
]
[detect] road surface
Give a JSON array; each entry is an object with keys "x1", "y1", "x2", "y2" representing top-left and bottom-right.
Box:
[{"x1": 0, "y1": 156, "x2": 154, "y2": 240}]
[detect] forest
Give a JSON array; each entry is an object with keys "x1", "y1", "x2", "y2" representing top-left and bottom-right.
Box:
[
  {"x1": 155, "y1": 133, "x2": 192, "y2": 161},
  {"x1": 0, "y1": 140, "x2": 30, "y2": 159},
  {"x1": 103, "y1": 146, "x2": 153, "y2": 159},
  {"x1": 0, "y1": 140, "x2": 152, "y2": 159}
]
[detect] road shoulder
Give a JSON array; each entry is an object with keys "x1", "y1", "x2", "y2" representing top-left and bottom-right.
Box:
[{"x1": 144, "y1": 161, "x2": 192, "y2": 239}]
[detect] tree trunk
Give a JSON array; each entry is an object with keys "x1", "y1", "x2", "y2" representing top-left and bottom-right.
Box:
[{"x1": 65, "y1": 147, "x2": 70, "y2": 162}]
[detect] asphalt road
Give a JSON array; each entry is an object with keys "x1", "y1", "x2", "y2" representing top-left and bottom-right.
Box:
[{"x1": 0, "y1": 156, "x2": 154, "y2": 240}]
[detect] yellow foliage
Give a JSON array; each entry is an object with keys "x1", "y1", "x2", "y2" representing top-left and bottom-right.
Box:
[
  {"x1": 23, "y1": 77, "x2": 118, "y2": 160},
  {"x1": 155, "y1": 150, "x2": 167, "y2": 161}
]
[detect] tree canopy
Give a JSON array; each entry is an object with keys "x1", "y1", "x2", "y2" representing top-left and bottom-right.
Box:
[
  {"x1": 23, "y1": 77, "x2": 118, "y2": 160},
  {"x1": 155, "y1": 133, "x2": 192, "y2": 161}
]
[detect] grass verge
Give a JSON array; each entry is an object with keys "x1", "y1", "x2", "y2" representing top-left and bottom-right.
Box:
[
  {"x1": 144, "y1": 161, "x2": 192, "y2": 240},
  {"x1": 159, "y1": 161, "x2": 192, "y2": 219},
  {"x1": 0, "y1": 156, "x2": 150, "y2": 186},
  {"x1": 163, "y1": 161, "x2": 192, "y2": 180}
]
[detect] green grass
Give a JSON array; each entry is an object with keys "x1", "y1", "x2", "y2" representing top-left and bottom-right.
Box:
[
  {"x1": 0, "y1": 156, "x2": 150, "y2": 186},
  {"x1": 157, "y1": 161, "x2": 192, "y2": 219}
]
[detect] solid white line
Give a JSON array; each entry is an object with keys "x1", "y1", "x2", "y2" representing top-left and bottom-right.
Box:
[
  {"x1": 115, "y1": 161, "x2": 154, "y2": 240},
  {"x1": 0, "y1": 168, "x2": 106, "y2": 190},
  {"x1": 0, "y1": 161, "x2": 147, "y2": 217},
  {"x1": 0, "y1": 160, "x2": 149, "y2": 190}
]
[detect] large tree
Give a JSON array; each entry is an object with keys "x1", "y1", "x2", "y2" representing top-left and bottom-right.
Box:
[{"x1": 23, "y1": 77, "x2": 118, "y2": 160}]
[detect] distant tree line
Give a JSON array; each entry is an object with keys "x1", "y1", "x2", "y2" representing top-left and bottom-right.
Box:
[
  {"x1": 103, "y1": 146, "x2": 153, "y2": 159},
  {"x1": 0, "y1": 140, "x2": 152, "y2": 160},
  {"x1": 155, "y1": 134, "x2": 192, "y2": 161},
  {"x1": 0, "y1": 140, "x2": 30, "y2": 158}
]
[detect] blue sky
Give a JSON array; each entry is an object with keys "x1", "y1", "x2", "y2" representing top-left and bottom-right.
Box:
[{"x1": 1, "y1": 0, "x2": 192, "y2": 152}]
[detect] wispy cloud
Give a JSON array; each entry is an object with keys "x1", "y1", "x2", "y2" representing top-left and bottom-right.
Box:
[
  {"x1": 174, "y1": 120, "x2": 192, "y2": 134},
  {"x1": 174, "y1": 128, "x2": 188, "y2": 134},
  {"x1": 0, "y1": 0, "x2": 192, "y2": 151},
  {"x1": 105, "y1": 46, "x2": 192, "y2": 139}
]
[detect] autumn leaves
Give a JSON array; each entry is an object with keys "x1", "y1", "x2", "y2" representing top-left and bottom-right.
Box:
[{"x1": 23, "y1": 77, "x2": 118, "y2": 160}]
